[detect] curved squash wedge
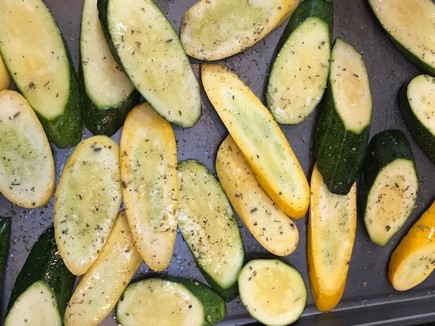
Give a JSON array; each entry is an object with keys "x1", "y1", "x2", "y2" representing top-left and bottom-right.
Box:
[
  {"x1": 0, "y1": 90, "x2": 55, "y2": 208},
  {"x1": 181, "y1": 0, "x2": 300, "y2": 61},
  {"x1": 389, "y1": 201, "x2": 435, "y2": 291},
  {"x1": 216, "y1": 135, "x2": 299, "y2": 256},
  {"x1": 0, "y1": 54, "x2": 10, "y2": 91},
  {"x1": 120, "y1": 102, "x2": 178, "y2": 272},
  {"x1": 54, "y1": 136, "x2": 122, "y2": 275},
  {"x1": 308, "y1": 164, "x2": 357, "y2": 312},
  {"x1": 64, "y1": 211, "x2": 142, "y2": 326},
  {"x1": 202, "y1": 63, "x2": 309, "y2": 218}
]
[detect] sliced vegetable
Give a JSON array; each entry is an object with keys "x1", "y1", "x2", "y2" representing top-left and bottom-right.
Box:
[
  {"x1": 266, "y1": 0, "x2": 333, "y2": 124},
  {"x1": 216, "y1": 135, "x2": 299, "y2": 256},
  {"x1": 389, "y1": 201, "x2": 435, "y2": 291},
  {"x1": 202, "y1": 63, "x2": 310, "y2": 218},
  {"x1": 400, "y1": 74, "x2": 435, "y2": 162},
  {"x1": 368, "y1": 0, "x2": 435, "y2": 76},
  {"x1": 180, "y1": 0, "x2": 300, "y2": 61},
  {"x1": 79, "y1": 0, "x2": 140, "y2": 136},
  {"x1": 177, "y1": 160, "x2": 244, "y2": 300},
  {"x1": 0, "y1": 90, "x2": 55, "y2": 208},
  {"x1": 54, "y1": 135, "x2": 122, "y2": 275},
  {"x1": 238, "y1": 259, "x2": 307, "y2": 326},
  {"x1": 0, "y1": 216, "x2": 11, "y2": 304},
  {"x1": 5, "y1": 280, "x2": 62, "y2": 326},
  {"x1": 117, "y1": 277, "x2": 226, "y2": 326},
  {"x1": 98, "y1": 0, "x2": 201, "y2": 127},
  {"x1": 120, "y1": 102, "x2": 178, "y2": 272},
  {"x1": 64, "y1": 211, "x2": 142, "y2": 326},
  {"x1": 0, "y1": 54, "x2": 10, "y2": 91},
  {"x1": 0, "y1": 0, "x2": 82, "y2": 148},
  {"x1": 363, "y1": 130, "x2": 419, "y2": 246},
  {"x1": 314, "y1": 38, "x2": 372, "y2": 195},
  {"x1": 6, "y1": 226, "x2": 75, "y2": 320},
  {"x1": 308, "y1": 164, "x2": 357, "y2": 312}
]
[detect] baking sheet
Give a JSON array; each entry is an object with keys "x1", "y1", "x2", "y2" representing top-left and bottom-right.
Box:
[{"x1": 1, "y1": 0, "x2": 435, "y2": 325}]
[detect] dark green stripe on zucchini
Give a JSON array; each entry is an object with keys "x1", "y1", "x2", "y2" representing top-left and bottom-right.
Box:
[
  {"x1": 167, "y1": 277, "x2": 227, "y2": 324},
  {"x1": 314, "y1": 38, "x2": 372, "y2": 195},
  {"x1": 362, "y1": 130, "x2": 419, "y2": 246},
  {"x1": 0, "y1": 216, "x2": 11, "y2": 307},
  {"x1": 7, "y1": 225, "x2": 76, "y2": 317},
  {"x1": 400, "y1": 74, "x2": 435, "y2": 163}
]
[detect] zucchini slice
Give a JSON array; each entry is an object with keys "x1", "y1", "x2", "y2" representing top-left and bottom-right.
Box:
[
  {"x1": 64, "y1": 211, "x2": 142, "y2": 326},
  {"x1": 180, "y1": 0, "x2": 300, "y2": 61},
  {"x1": 314, "y1": 38, "x2": 372, "y2": 195},
  {"x1": 0, "y1": 0, "x2": 82, "y2": 148},
  {"x1": 202, "y1": 63, "x2": 310, "y2": 218},
  {"x1": 0, "y1": 90, "x2": 55, "y2": 208},
  {"x1": 120, "y1": 102, "x2": 178, "y2": 272},
  {"x1": 388, "y1": 201, "x2": 435, "y2": 291},
  {"x1": 177, "y1": 160, "x2": 244, "y2": 300},
  {"x1": 0, "y1": 54, "x2": 10, "y2": 91},
  {"x1": 98, "y1": 0, "x2": 201, "y2": 128},
  {"x1": 238, "y1": 259, "x2": 307, "y2": 326},
  {"x1": 363, "y1": 130, "x2": 419, "y2": 246},
  {"x1": 400, "y1": 74, "x2": 435, "y2": 163},
  {"x1": 6, "y1": 226, "x2": 76, "y2": 321},
  {"x1": 5, "y1": 280, "x2": 62, "y2": 326},
  {"x1": 80, "y1": 0, "x2": 140, "y2": 136},
  {"x1": 308, "y1": 164, "x2": 357, "y2": 312},
  {"x1": 216, "y1": 135, "x2": 299, "y2": 256},
  {"x1": 368, "y1": 0, "x2": 435, "y2": 76},
  {"x1": 117, "y1": 278, "x2": 226, "y2": 326},
  {"x1": 54, "y1": 136, "x2": 122, "y2": 275},
  {"x1": 266, "y1": 0, "x2": 333, "y2": 124}
]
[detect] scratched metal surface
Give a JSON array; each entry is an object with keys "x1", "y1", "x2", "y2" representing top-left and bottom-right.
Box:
[{"x1": 1, "y1": 0, "x2": 435, "y2": 325}]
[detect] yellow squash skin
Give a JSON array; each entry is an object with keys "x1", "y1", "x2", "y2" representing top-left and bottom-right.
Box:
[
  {"x1": 308, "y1": 164, "x2": 357, "y2": 312},
  {"x1": 216, "y1": 135, "x2": 299, "y2": 256},
  {"x1": 202, "y1": 63, "x2": 309, "y2": 218},
  {"x1": 64, "y1": 211, "x2": 142, "y2": 326},
  {"x1": 0, "y1": 54, "x2": 10, "y2": 91},
  {"x1": 120, "y1": 102, "x2": 178, "y2": 272},
  {"x1": 181, "y1": 0, "x2": 300, "y2": 61},
  {"x1": 389, "y1": 201, "x2": 435, "y2": 291}
]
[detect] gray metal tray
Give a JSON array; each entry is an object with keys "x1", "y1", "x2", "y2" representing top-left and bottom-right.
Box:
[{"x1": 1, "y1": 0, "x2": 435, "y2": 325}]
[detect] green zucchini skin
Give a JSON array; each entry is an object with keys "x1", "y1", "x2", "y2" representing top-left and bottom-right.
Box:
[
  {"x1": 363, "y1": 130, "x2": 417, "y2": 194},
  {"x1": 314, "y1": 84, "x2": 371, "y2": 195},
  {"x1": 400, "y1": 77, "x2": 435, "y2": 163},
  {"x1": 37, "y1": 66, "x2": 83, "y2": 149},
  {"x1": 7, "y1": 225, "x2": 76, "y2": 317},
  {"x1": 278, "y1": 0, "x2": 333, "y2": 48},
  {"x1": 0, "y1": 216, "x2": 11, "y2": 302},
  {"x1": 79, "y1": 66, "x2": 140, "y2": 136},
  {"x1": 167, "y1": 277, "x2": 227, "y2": 324}
]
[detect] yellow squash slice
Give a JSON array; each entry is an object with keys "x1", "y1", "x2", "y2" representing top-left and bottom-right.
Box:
[
  {"x1": 54, "y1": 135, "x2": 122, "y2": 275},
  {"x1": 181, "y1": 0, "x2": 300, "y2": 61},
  {"x1": 120, "y1": 102, "x2": 178, "y2": 272},
  {"x1": 0, "y1": 54, "x2": 10, "y2": 91},
  {"x1": 202, "y1": 63, "x2": 310, "y2": 218},
  {"x1": 216, "y1": 135, "x2": 299, "y2": 256},
  {"x1": 389, "y1": 201, "x2": 435, "y2": 291},
  {"x1": 308, "y1": 164, "x2": 357, "y2": 312},
  {"x1": 0, "y1": 90, "x2": 54, "y2": 208},
  {"x1": 64, "y1": 211, "x2": 142, "y2": 326}
]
